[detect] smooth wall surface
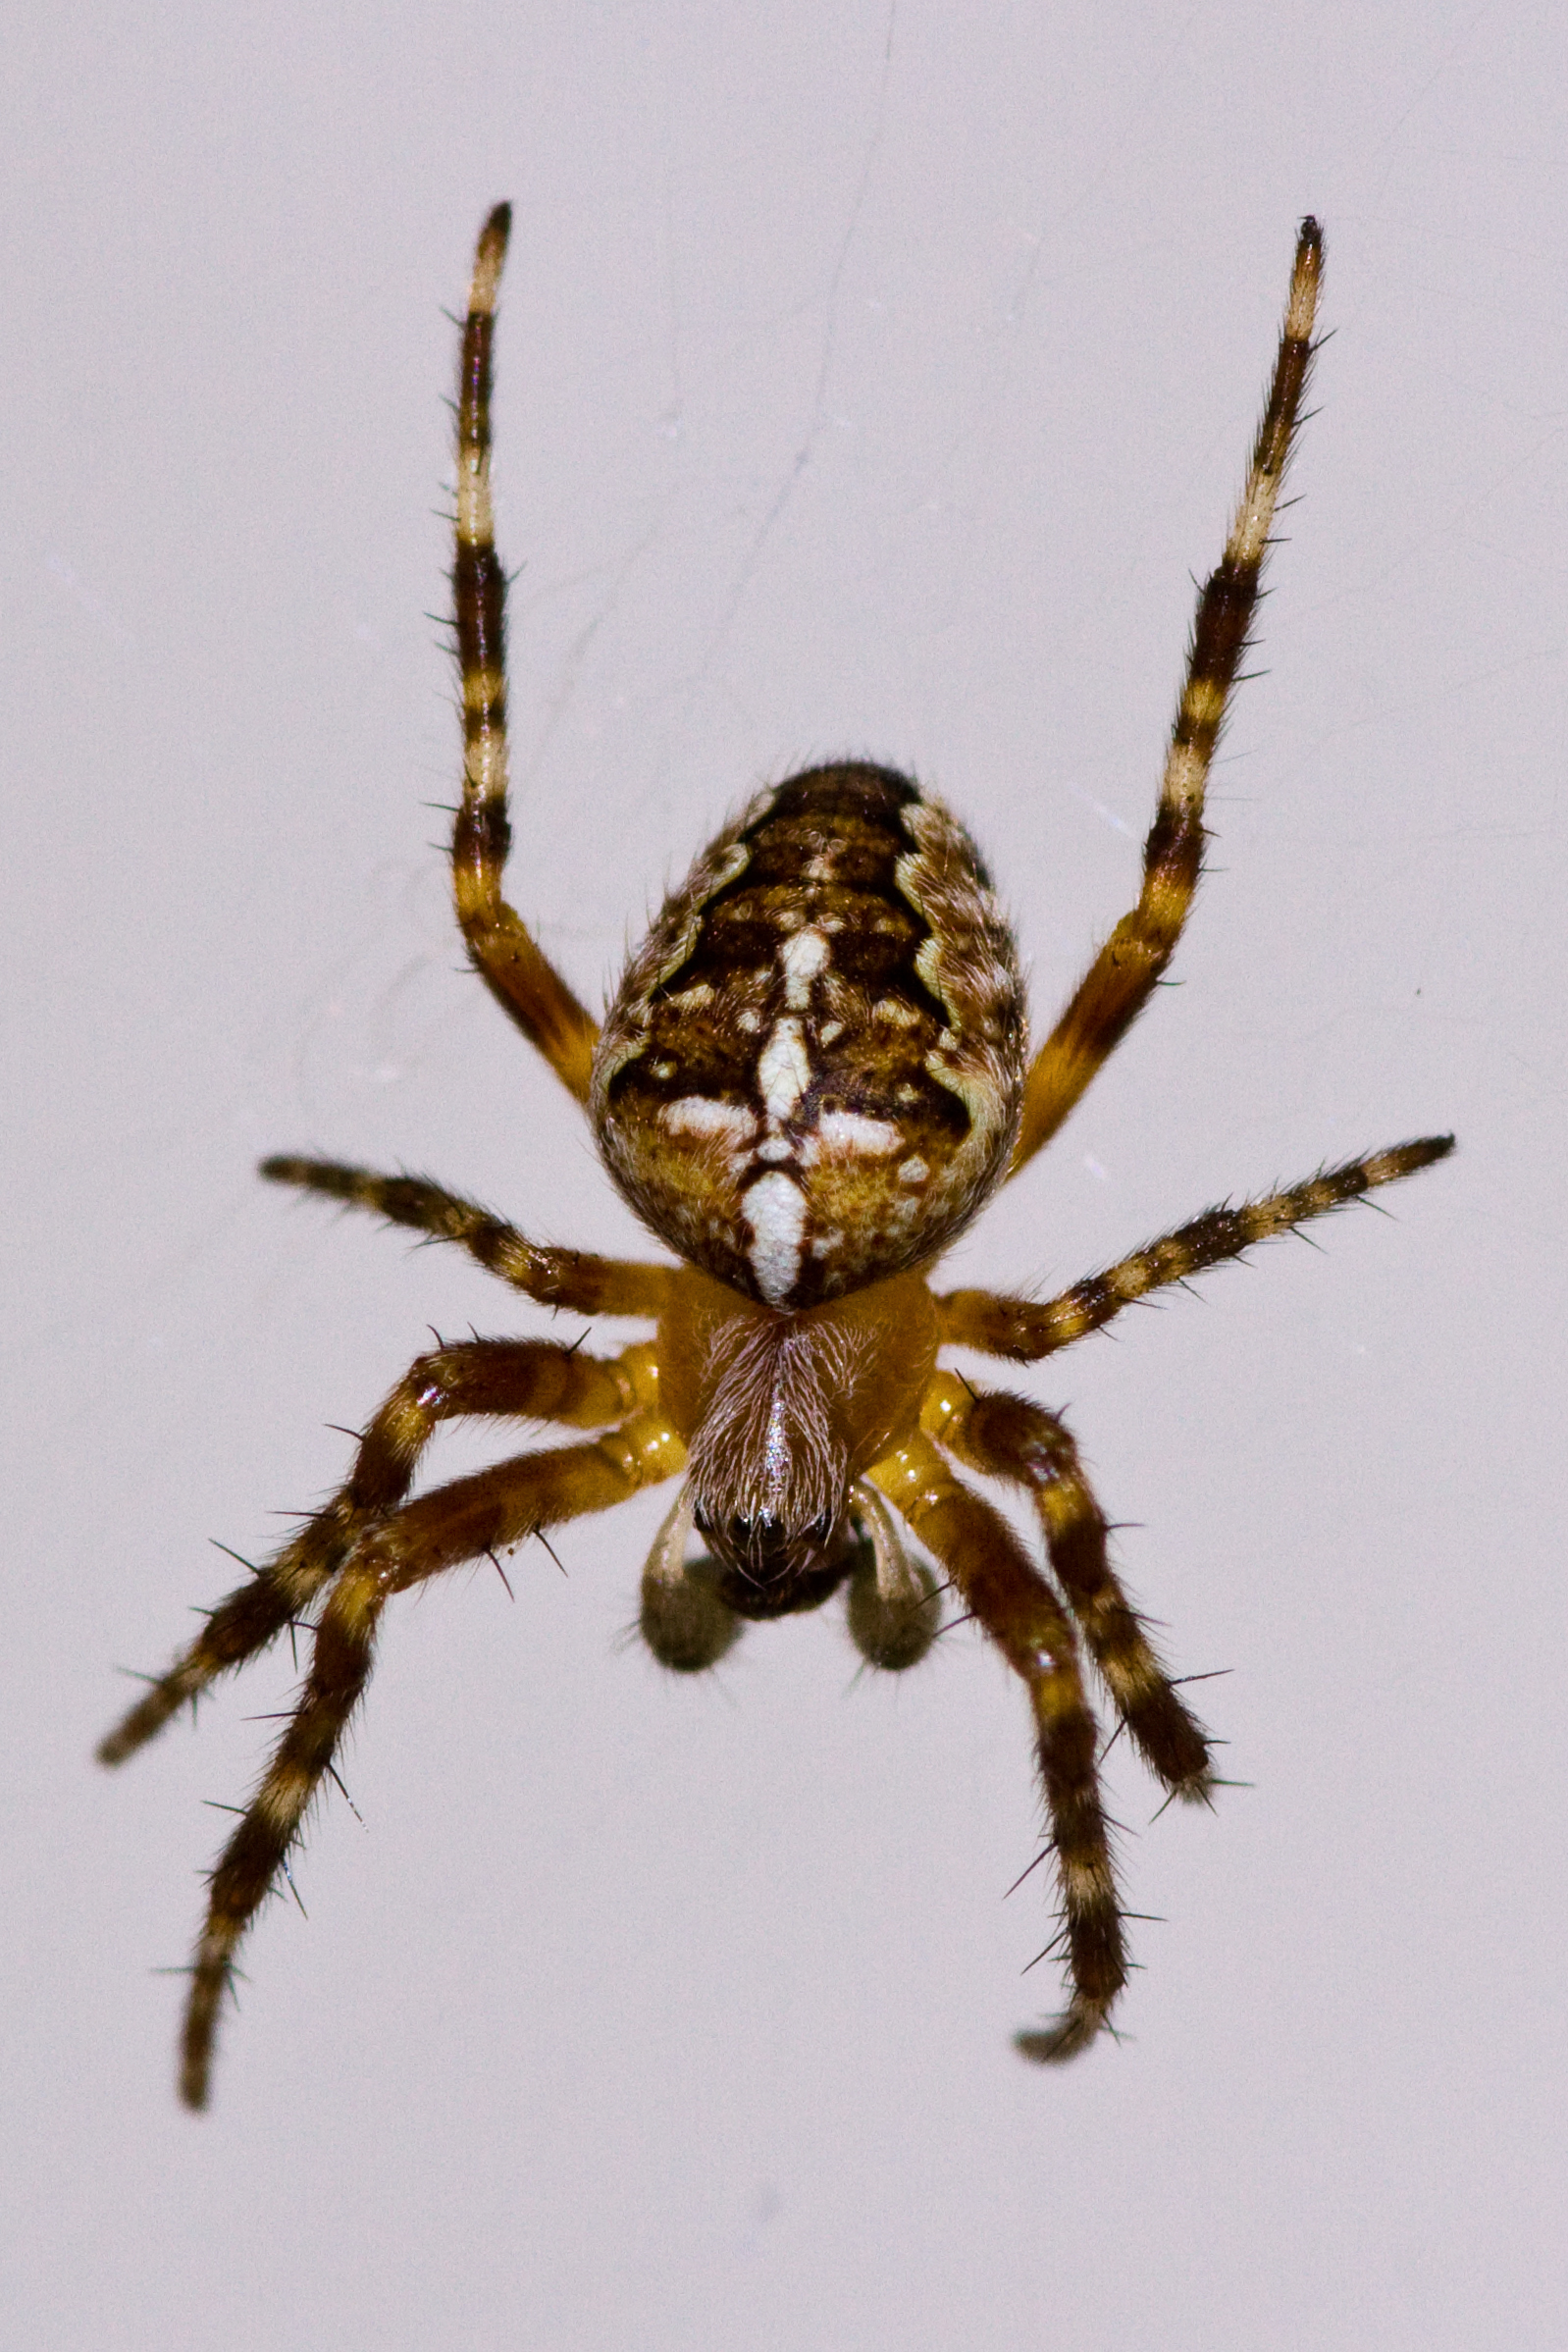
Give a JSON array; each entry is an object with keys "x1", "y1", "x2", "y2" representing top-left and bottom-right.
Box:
[{"x1": 5, "y1": 7, "x2": 1562, "y2": 2346}]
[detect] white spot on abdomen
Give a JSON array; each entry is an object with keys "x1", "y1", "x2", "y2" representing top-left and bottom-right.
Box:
[
  {"x1": 757, "y1": 1018, "x2": 811, "y2": 1124},
  {"x1": 805, "y1": 1112, "x2": 902, "y2": 1162},
  {"x1": 660, "y1": 1097, "x2": 759, "y2": 1148},
  {"x1": 873, "y1": 995, "x2": 920, "y2": 1028},
  {"x1": 780, "y1": 926, "x2": 829, "y2": 1008},
  {"x1": 743, "y1": 1171, "x2": 809, "y2": 1303}
]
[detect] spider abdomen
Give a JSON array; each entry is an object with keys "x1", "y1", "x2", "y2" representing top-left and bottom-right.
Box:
[{"x1": 592, "y1": 762, "x2": 1025, "y2": 1307}]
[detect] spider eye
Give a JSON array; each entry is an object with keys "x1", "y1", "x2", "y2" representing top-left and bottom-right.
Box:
[
  {"x1": 692, "y1": 1505, "x2": 837, "y2": 1578},
  {"x1": 731, "y1": 1509, "x2": 835, "y2": 1554},
  {"x1": 728, "y1": 1510, "x2": 785, "y2": 1561}
]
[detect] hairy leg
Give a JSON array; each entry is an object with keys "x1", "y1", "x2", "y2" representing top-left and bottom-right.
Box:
[
  {"x1": 450, "y1": 202, "x2": 601, "y2": 1098},
  {"x1": 260, "y1": 1155, "x2": 674, "y2": 1317},
  {"x1": 941, "y1": 1135, "x2": 1453, "y2": 1361},
  {"x1": 923, "y1": 1375, "x2": 1210, "y2": 1795},
  {"x1": 99, "y1": 1335, "x2": 657, "y2": 1766},
  {"x1": 180, "y1": 1398, "x2": 685, "y2": 2108},
  {"x1": 1010, "y1": 220, "x2": 1323, "y2": 1176},
  {"x1": 866, "y1": 1430, "x2": 1124, "y2": 2063}
]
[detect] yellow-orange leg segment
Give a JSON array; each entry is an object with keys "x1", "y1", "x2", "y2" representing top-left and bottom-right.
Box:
[
  {"x1": 1009, "y1": 219, "x2": 1324, "y2": 1176},
  {"x1": 867, "y1": 1430, "x2": 1124, "y2": 2062},
  {"x1": 260, "y1": 1156, "x2": 675, "y2": 1318},
  {"x1": 99, "y1": 1337, "x2": 654, "y2": 1768},
  {"x1": 179, "y1": 1389, "x2": 685, "y2": 2108},
  {"x1": 943, "y1": 1136, "x2": 1454, "y2": 1362},
  {"x1": 925, "y1": 1375, "x2": 1212, "y2": 1797},
  {"x1": 450, "y1": 202, "x2": 601, "y2": 1099}
]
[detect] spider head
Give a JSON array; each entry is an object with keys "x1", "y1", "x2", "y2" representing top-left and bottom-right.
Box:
[
  {"x1": 683, "y1": 1330, "x2": 852, "y2": 1605},
  {"x1": 691, "y1": 1499, "x2": 846, "y2": 1609},
  {"x1": 659, "y1": 1266, "x2": 940, "y2": 1615}
]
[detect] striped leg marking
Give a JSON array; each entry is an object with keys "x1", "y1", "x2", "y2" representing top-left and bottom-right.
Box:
[
  {"x1": 99, "y1": 1336, "x2": 650, "y2": 1769},
  {"x1": 260, "y1": 1156, "x2": 674, "y2": 1318},
  {"x1": 925, "y1": 1376, "x2": 1212, "y2": 1797},
  {"x1": 867, "y1": 1430, "x2": 1125, "y2": 2063},
  {"x1": 450, "y1": 203, "x2": 601, "y2": 1099},
  {"x1": 940, "y1": 1136, "x2": 1454, "y2": 1362},
  {"x1": 1009, "y1": 219, "x2": 1324, "y2": 1176},
  {"x1": 178, "y1": 1401, "x2": 686, "y2": 2108}
]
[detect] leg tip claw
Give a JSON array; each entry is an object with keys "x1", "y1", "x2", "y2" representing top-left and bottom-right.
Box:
[{"x1": 1014, "y1": 1997, "x2": 1111, "y2": 2065}]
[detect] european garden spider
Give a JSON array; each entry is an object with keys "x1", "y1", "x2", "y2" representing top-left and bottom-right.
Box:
[{"x1": 102, "y1": 208, "x2": 1451, "y2": 2108}]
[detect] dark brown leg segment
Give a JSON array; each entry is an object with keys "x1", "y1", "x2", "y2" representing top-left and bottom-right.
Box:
[
  {"x1": 260, "y1": 1155, "x2": 674, "y2": 1318},
  {"x1": 98, "y1": 1336, "x2": 651, "y2": 1768},
  {"x1": 450, "y1": 204, "x2": 601, "y2": 1099},
  {"x1": 179, "y1": 1396, "x2": 686, "y2": 2108},
  {"x1": 926, "y1": 1376, "x2": 1211, "y2": 1797},
  {"x1": 941, "y1": 1135, "x2": 1453, "y2": 1362},
  {"x1": 867, "y1": 1431, "x2": 1125, "y2": 2063},
  {"x1": 1010, "y1": 220, "x2": 1324, "y2": 1176}
]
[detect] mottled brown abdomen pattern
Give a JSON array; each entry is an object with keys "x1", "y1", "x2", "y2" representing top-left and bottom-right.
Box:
[{"x1": 592, "y1": 763, "x2": 1025, "y2": 1306}]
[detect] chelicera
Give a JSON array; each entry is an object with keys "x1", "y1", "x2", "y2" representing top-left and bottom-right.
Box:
[{"x1": 101, "y1": 207, "x2": 1451, "y2": 2107}]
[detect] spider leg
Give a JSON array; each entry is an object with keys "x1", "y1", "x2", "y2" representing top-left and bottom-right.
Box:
[
  {"x1": 260, "y1": 1155, "x2": 674, "y2": 1317},
  {"x1": 99, "y1": 1335, "x2": 656, "y2": 1766},
  {"x1": 1009, "y1": 220, "x2": 1323, "y2": 1178},
  {"x1": 450, "y1": 203, "x2": 601, "y2": 1101},
  {"x1": 179, "y1": 1398, "x2": 686, "y2": 2108},
  {"x1": 940, "y1": 1134, "x2": 1453, "y2": 1361},
  {"x1": 866, "y1": 1429, "x2": 1124, "y2": 2063},
  {"x1": 923, "y1": 1374, "x2": 1211, "y2": 1796}
]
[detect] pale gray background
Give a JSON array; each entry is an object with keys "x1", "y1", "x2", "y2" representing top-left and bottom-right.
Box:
[{"x1": 5, "y1": 5, "x2": 1563, "y2": 2347}]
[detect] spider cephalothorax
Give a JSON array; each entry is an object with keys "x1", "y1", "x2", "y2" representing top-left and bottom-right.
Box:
[
  {"x1": 660, "y1": 1256, "x2": 940, "y2": 1616},
  {"x1": 101, "y1": 205, "x2": 1452, "y2": 2108}
]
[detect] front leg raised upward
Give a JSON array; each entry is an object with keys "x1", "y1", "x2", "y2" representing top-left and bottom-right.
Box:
[
  {"x1": 1009, "y1": 220, "x2": 1324, "y2": 1177},
  {"x1": 450, "y1": 202, "x2": 601, "y2": 1100}
]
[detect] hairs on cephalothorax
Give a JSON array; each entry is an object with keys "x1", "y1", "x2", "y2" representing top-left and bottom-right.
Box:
[{"x1": 685, "y1": 1313, "x2": 868, "y2": 1560}]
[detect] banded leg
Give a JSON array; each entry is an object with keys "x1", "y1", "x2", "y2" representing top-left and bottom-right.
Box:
[
  {"x1": 450, "y1": 202, "x2": 601, "y2": 1100},
  {"x1": 941, "y1": 1135, "x2": 1454, "y2": 1362},
  {"x1": 867, "y1": 1430, "x2": 1124, "y2": 2062},
  {"x1": 99, "y1": 1335, "x2": 653, "y2": 1766},
  {"x1": 181, "y1": 1399, "x2": 686, "y2": 2108},
  {"x1": 261, "y1": 1155, "x2": 674, "y2": 1318},
  {"x1": 1009, "y1": 220, "x2": 1324, "y2": 1177},
  {"x1": 924, "y1": 1375, "x2": 1211, "y2": 1795}
]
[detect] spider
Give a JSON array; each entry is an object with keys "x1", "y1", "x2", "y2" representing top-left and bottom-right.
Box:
[{"x1": 101, "y1": 205, "x2": 1451, "y2": 2109}]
